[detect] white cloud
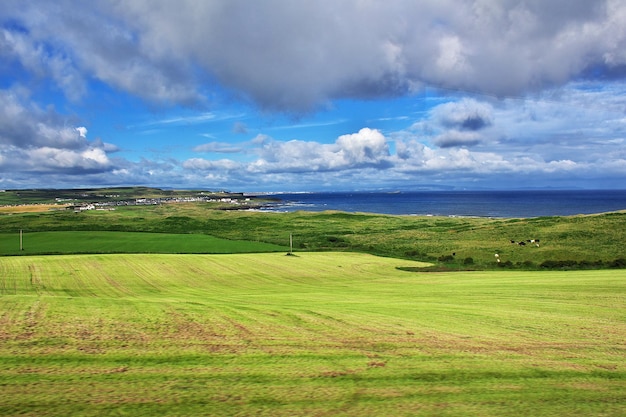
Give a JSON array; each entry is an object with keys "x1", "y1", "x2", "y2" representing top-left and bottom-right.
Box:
[
  {"x1": 182, "y1": 158, "x2": 241, "y2": 171},
  {"x1": 28, "y1": 146, "x2": 110, "y2": 171},
  {"x1": 0, "y1": 88, "x2": 116, "y2": 175},
  {"x1": 76, "y1": 126, "x2": 88, "y2": 138},
  {"x1": 246, "y1": 128, "x2": 390, "y2": 173},
  {"x1": 193, "y1": 142, "x2": 243, "y2": 154},
  {"x1": 336, "y1": 128, "x2": 390, "y2": 166}
]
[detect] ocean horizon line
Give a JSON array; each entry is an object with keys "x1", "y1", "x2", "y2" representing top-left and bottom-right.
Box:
[{"x1": 258, "y1": 189, "x2": 626, "y2": 218}]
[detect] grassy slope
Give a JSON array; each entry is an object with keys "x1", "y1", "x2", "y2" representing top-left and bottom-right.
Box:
[
  {"x1": 1, "y1": 253, "x2": 624, "y2": 416},
  {"x1": 1, "y1": 204, "x2": 625, "y2": 267}
]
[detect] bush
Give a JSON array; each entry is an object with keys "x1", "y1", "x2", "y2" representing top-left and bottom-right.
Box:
[
  {"x1": 325, "y1": 236, "x2": 348, "y2": 247},
  {"x1": 540, "y1": 260, "x2": 582, "y2": 270},
  {"x1": 463, "y1": 257, "x2": 474, "y2": 265}
]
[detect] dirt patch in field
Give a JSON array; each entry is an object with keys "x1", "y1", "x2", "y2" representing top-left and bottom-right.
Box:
[
  {"x1": 0, "y1": 204, "x2": 69, "y2": 213},
  {"x1": 165, "y1": 308, "x2": 223, "y2": 342},
  {"x1": 10, "y1": 300, "x2": 48, "y2": 341}
]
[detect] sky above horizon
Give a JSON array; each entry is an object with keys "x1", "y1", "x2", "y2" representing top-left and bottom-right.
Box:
[{"x1": 1, "y1": 0, "x2": 626, "y2": 192}]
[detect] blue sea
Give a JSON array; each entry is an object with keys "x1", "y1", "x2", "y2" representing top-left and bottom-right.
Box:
[{"x1": 261, "y1": 190, "x2": 626, "y2": 218}]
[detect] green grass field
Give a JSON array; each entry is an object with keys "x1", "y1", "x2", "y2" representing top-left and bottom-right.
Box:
[
  {"x1": 1, "y1": 253, "x2": 624, "y2": 416},
  {"x1": 0, "y1": 231, "x2": 287, "y2": 255}
]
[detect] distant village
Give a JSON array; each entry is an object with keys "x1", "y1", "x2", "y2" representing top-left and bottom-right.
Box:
[
  {"x1": 0, "y1": 188, "x2": 279, "y2": 213},
  {"x1": 59, "y1": 194, "x2": 264, "y2": 212}
]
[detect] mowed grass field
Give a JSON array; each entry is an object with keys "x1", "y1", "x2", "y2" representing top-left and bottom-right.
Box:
[{"x1": 1, "y1": 252, "x2": 624, "y2": 416}]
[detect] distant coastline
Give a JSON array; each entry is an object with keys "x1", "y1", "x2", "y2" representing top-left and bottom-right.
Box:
[
  {"x1": 262, "y1": 189, "x2": 626, "y2": 218},
  {"x1": 2, "y1": 187, "x2": 625, "y2": 218}
]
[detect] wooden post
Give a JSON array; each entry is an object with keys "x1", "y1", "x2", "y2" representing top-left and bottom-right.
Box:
[
  {"x1": 20, "y1": 229, "x2": 23, "y2": 251},
  {"x1": 290, "y1": 233, "x2": 293, "y2": 254}
]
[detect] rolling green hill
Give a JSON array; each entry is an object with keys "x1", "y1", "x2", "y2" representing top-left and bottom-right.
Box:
[{"x1": 1, "y1": 202, "x2": 625, "y2": 269}]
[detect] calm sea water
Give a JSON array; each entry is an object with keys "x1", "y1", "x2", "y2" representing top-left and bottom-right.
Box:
[{"x1": 261, "y1": 190, "x2": 626, "y2": 217}]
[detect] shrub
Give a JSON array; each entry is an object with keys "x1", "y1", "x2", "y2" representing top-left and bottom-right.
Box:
[{"x1": 540, "y1": 260, "x2": 579, "y2": 270}]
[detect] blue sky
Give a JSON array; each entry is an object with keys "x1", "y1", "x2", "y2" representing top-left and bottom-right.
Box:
[{"x1": 1, "y1": 1, "x2": 626, "y2": 192}]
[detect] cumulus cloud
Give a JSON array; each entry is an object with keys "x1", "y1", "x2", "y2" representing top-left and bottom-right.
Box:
[
  {"x1": 3, "y1": 1, "x2": 626, "y2": 111},
  {"x1": 335, "y1": 128, "x2": 391, "y2": 167},
  {"x1": 422, "y1": 98, "x2": 495, "y2": 148},
  {"x1": 251, "y1": 128, "x2": 390, "y2": 173},
  {"x1": 182, "y1": 128, "x2": 391, "y2": 186},
  {"x1": 433, "y1": 99, "x2": 494, "y2": 131},
  {"x1": 406, "y1": 98, "x2": 495, "y2": 149},
  {"x1": 0, "y1": 88, "x2": 115, "y2": 174},
  {"x1": 28, "y1": 146, "x2": 110, "y2": 171}
]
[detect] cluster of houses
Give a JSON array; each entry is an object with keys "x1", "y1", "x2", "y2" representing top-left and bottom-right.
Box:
[{"x1": 67, "y1": 196, "x2": 255, "y2": 212}]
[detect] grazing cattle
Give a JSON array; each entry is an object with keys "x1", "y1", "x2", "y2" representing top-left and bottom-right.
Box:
[{"x1": 510, "y1": 238, "x2": 541, "y2": 246}]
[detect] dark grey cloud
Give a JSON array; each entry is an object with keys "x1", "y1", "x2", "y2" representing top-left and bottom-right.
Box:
[
  {"x1": 433, "y1": 131, "x2": 482, "y2": 148},
  {"x1": 3, "y1": 0, "x2": 626, "y2": 112},
  {"x1": 0, "y1": 89, "x2": 84, "y2": 147},
  {"x1": 434, "y1": 99, "x2": 494, "y2": 132}
]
